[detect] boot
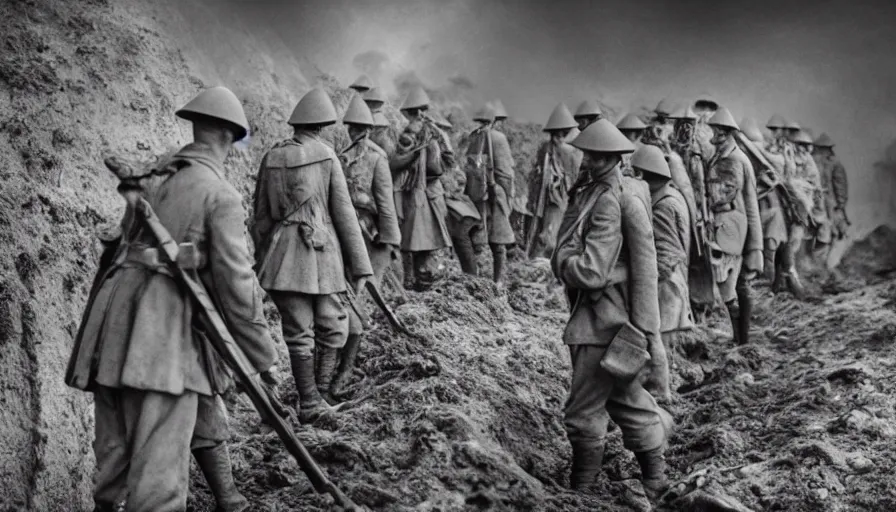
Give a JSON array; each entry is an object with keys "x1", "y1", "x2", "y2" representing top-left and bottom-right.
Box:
[
  {"x1": 193, "y1": 444, "x2": 250, "y2": 512},
  {"x1": 726, "y1": 300, "x2": 741, "y2": 344},
  {"x1": 635, "y1": 447, "x2": 669, "y2": 503},
  {"x1": 763, "y1": 246, "x2": 777, "y2": 281},
  {"x1": 735, "y1": 281, "x2": 752, "y2": 345},
  {"x1": 289, "y1": 353, "x2": 338, "y2": 425},
  {"x1": 786, "y1": 268, "x2": 807, "y2": 301},
  {"x1": 491, "y1": 243, "x2": 507, "y2": 286},
  {"x1": 569, "y1": 439, "x2": 605, "y2": 491},
  {"x1": 453, "y1": 234, "x2": 478, "y2": 276},
  {"x1": 772, "y1": 244, "x2": 789, "y2": 293},
  {"x1": 316, "y1": 346, "x2": 340, "y2": 405},
  {"x1": 331, "y1": 333, "x2": 362, "y2": 398}
]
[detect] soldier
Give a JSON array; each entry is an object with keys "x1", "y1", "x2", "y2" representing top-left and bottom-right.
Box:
[
  {"x1": 788, "y1": 130, "x2": 827, "y2": 273},
  {"x1": 329, "y1": 94, "x2": 401, "y2": 400},
  {"x1": 66, "y1": 87, "x2": 278, "y2": 511},
  {"x1": 252, "y1": 88, "x2": 373, "y2": 423},
  {"x1": 371, "y1": 110, "x2": 396, "y2": 157},
  {"x1": 492, "y1": 99, "x2": 509, "y2": 130},
  {"x1": 692, "y1": 94, "x2": 720, "y2": 162},
  {"x1": 525, "y1": 102, "x2": 581, "y2": 259},
  {"x1": 739, "y1": 117, "x2": 788, "y2": 283},
  {"x1": 633, "y1": 145, "x2": 694, "y2": 395},
  {"x1": 463, "y1": 105, "x2": 516, "y2": 285},
  {"x1": 704, "y1": 107, "x2": 763, "y2": 344},
  {"x1": 762, "y1": 116, "x2": 809, "y2": 296},
  {"x1": 617, "y1": 113, "x2": 648, "y2": 182},
  {"x1": 390, "y1": 85, "x2": 454, "y2": 290},
  {"x1": 362, "y1": 86, "x2": 388, "y2": 115},
  {"x1": 649, "y1": 98, "x2": 676, "y2": 148},
  {"x1": 573, "y1": 100, "x2": 603, "y2": 131},
  {"x1": 552, "y1": 119, "x2": 669, "y2": 501},
  {"x1": 812, "y1": 133, "x2": 850, "y2": 264},
  {"x1": 669, "y1": 104, "x2": 715, "y2": 318},
  {"x1": 784, "y1": 120, "x2": 802, "y2": 140},
  {"x1": 349, "y1": 74, "x2": 373, "y2": 93}
]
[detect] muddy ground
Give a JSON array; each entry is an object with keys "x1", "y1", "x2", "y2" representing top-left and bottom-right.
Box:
[{"x1": 1, "y1": 1, "x2": 895, "y2": 511}]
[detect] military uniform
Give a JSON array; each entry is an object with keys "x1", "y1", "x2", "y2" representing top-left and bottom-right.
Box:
[
  {"x1": 253, "y1": 91, "x2": 373, "y2": 420},
  {"x1": 525, "y1": 103, "x2": 580, "y2": 259},
  {"x1": 443, "y1": 159, "x2": 482, "y2": 274},
  {"x1": 552, "y1": 119, "x2": 669, "y2": 499},
  {"x1": 704, "y1": 138, "x2": 763, "y2": 302},
  {"x1": 67, "y1": 138, "x2": 277, "y2": 511},
  {"x1": 813, "y1": 137, "x2": 849, "y2": 242},
  {"x1": 390, "y1": 117, "x2": 453, "y2": 287},
  {"x1": 652, "y1": 182, "x2": 695, "y2": 362}
]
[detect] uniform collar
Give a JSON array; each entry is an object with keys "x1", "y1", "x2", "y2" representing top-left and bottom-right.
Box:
[{"x1": 172, "y1": 142, "x2": 225, "y2": 179}]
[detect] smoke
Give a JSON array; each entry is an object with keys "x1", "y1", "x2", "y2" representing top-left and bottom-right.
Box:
[
  {"x1": 150, "y1": 0, "x2": 896, "y2": 234},
  {"x1": 352, "y1": 50, "x2": 391, "y2": 82}
]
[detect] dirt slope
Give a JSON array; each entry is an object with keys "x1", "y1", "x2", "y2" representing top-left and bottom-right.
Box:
[{"x1": 2, "y1": 1, "x2": 895, "y2": 512}]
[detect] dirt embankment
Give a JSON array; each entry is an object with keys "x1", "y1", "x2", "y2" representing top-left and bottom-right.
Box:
[{"x1": 2, "y1": 1, "x2": 896, "y2": 512}]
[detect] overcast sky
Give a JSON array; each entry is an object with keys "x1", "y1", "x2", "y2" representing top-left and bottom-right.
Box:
[{"x1": 197, "y1": 0, "x2": 896, "y2": 232}]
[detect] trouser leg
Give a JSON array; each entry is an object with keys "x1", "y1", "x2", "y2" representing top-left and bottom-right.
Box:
[
  {"x1": 123, "y1": 387, "x2": 198, "y2": 512},
  {"x1": 490, "y1": 243, "x2": 507, "y2": 285},
  {"x1": 453, "y1": 225, "x2": 479, "y2": 276},
  {"x1": 412, "y1": 251, "x2": 436, "y2": 291},
  {"x1": 734, "y1": 270, "x2": 752, "y2": 345},
  {"x1": 93, "y1": 387, "x2": 129, "y2": 509}
]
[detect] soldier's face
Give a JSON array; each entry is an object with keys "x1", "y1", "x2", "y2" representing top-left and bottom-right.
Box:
[
  {"x1": 711, "y1": 126, "x2": 731, "y2": 145},
  {"x1": 797, "y1": 143, "x2": 812, "y2": 156},
  {"x1": 348, "y1": 125, "x2": 369, "y2": 140},
  {"x1": 576, "y1": 116, "x2": 596, "y2": 131},
  {"x1": 581, "y1": 152, "x2": 621, "y2": 176}
]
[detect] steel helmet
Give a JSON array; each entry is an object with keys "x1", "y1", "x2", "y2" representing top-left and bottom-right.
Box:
[
  {"x1": 574, "y1": 100, "x2": 602, "y2": 118},
  {"x1": 473, "y1": 104, "x2": 496, "y2": 123},
  {"x1": 362, "y1": 86, "x2": 387, "y2": 107},
  {"x1": 766, "y1": 114, "x2": 787, "y2": 129},
  {"x1": 544, "y1": 102, "x2": 577, "y2": 131},
  {"x1": 655, "y1": 98, "x2": 675, "y2": 117},
  {"x1": 373, "y1": 111, "x2": 390, "y2": 128},
  {"x1": 175, "y1": 86, "x2": 249, "y2": 141},
  {"x1": 739, "y1": 117, "x2": 764, "y2": 143},
  {"x1": 492, "y1": 99, "x2": 508, "y2": 120},
  {"x1": 288, "y1": 88, "x2": 337, "y2": 126},
  {"x1": 616, "y1": 113, "x2": 647, "y2": 131},
  {"x1": 785, "y1": 120, "x2": 801, "y2": 130},
  {"x1": 669, "y1": 104, "x2": 697, "y2": 121},
  {"x1": 813, "y1": 133, "x2": 835, "y2": 148},
  {"x1": 342, "y1": 93, "x2": 374, "y2": 126},
  {"x1": 791, "y1": 130, "x2": 813, "y2": 145},
  {"x1": 400, "y1": 86, "x2": 430, "y2": 111},
  {"x1": 571, "y1": 118, "x2": 636, "y2": 154},
  {"x1": 708, "y1": 107, "x2": 739, "y2": 131},
  {"x1": 349, "y1": 74, "x2": 373, "y2": 92},
  {"x1": 694, "y1": 92, "x2": 719, "y2": 110},
  {"x1": 631, "y1": 145, "x2": 671, "y2": 178}
]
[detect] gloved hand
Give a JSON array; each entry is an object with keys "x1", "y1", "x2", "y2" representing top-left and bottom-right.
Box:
[
  {"x1": 354, "y1": 275, "x2": 370, "y2": 295},
  {"x1": 744, "y1": 249, "x2": 763, "y2": 279}
]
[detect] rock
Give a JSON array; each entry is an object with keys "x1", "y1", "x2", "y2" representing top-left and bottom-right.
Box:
[
  {"x1": 734, "y1": 372, "x2": 754, "y2": 386},
  {"x1": 847, "y1": 455, "x2": 873, "y2": 474},
  {"x1": 845, "y1": 409, "x2": 873, "y2": 431},
  {"x1": 675, "y1": 489, "x2": 756, "y2": 512},
  {"x1": 810, "y1": 488, "x2": 829, "y2": 501}
]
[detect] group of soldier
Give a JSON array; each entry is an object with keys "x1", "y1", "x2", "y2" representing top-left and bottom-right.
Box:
[{"x1": 66, "y1": 72, "x2": 850, "y2": 511}]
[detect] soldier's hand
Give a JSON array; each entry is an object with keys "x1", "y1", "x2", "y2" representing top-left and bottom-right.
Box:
[
  {"x1": 260, "y1": 366, "x2": 281, "y2": 387},
  {"x1": 354, "y1": 276, "x2": 370, "y2": 294}
]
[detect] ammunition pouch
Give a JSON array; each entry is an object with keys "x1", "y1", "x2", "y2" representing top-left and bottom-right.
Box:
[{"x1": 600, "y1": 322, "x2": 651, "y2": 381}]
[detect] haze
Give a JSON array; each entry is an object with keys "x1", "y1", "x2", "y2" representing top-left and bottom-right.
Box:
[{"x1": 159, "y1": 0, "x2": 896, "y2": 237}]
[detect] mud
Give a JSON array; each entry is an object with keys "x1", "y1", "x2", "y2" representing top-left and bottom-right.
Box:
[{"x1": 1, "y1": 1, "x2": 895, "y2": 511}]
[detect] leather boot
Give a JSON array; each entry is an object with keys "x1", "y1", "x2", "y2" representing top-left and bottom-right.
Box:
[
  {"x1": 316, "y1": 345, "x2": 340, "y2": 405},
  {"x1": 453, "y1": 234, "x2": 478, "y2": 276},
  {"x1": 569, "y1": 439, "x2": 605, "y2": 491},
  {"x1": 331, "y1": 333, "x2": 362, "y2": 398},
  {"x1": 786, "y1": 268, "x2": 807, "y2": 300},
  {"x1": 289, "y1": 353, "x2": 338, "y2": 425},
  {"x1": 763, "y1": 246, "x2": 777, "y2": 281},
  {"x1": 735, "y1": 280, "x2": 752, "y2": 345},
  {"x1": 193, "y1": 443, "x2": 250, "y2": 512},
  {"x1": 726, "y1": 300, "x2": 741, "y2": 345},
  {"x1": 491, "y1": 243, "x2": 507, "y2": 286},
  {"x1": 635, "y1": 447, "x2": 669, "y2": 502}
]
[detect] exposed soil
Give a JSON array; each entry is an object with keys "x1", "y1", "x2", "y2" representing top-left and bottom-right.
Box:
[{"x1": 1, "y1": 1, "x2": 894, "y2": 512}]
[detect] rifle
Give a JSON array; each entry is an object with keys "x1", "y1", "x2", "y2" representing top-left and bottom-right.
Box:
[
  {"x1": 525, "y1": 149, "x2": 552, "y2": 258},
  {"x1": 130, "y1": 196, "x2": 360, "y2": 511}
]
